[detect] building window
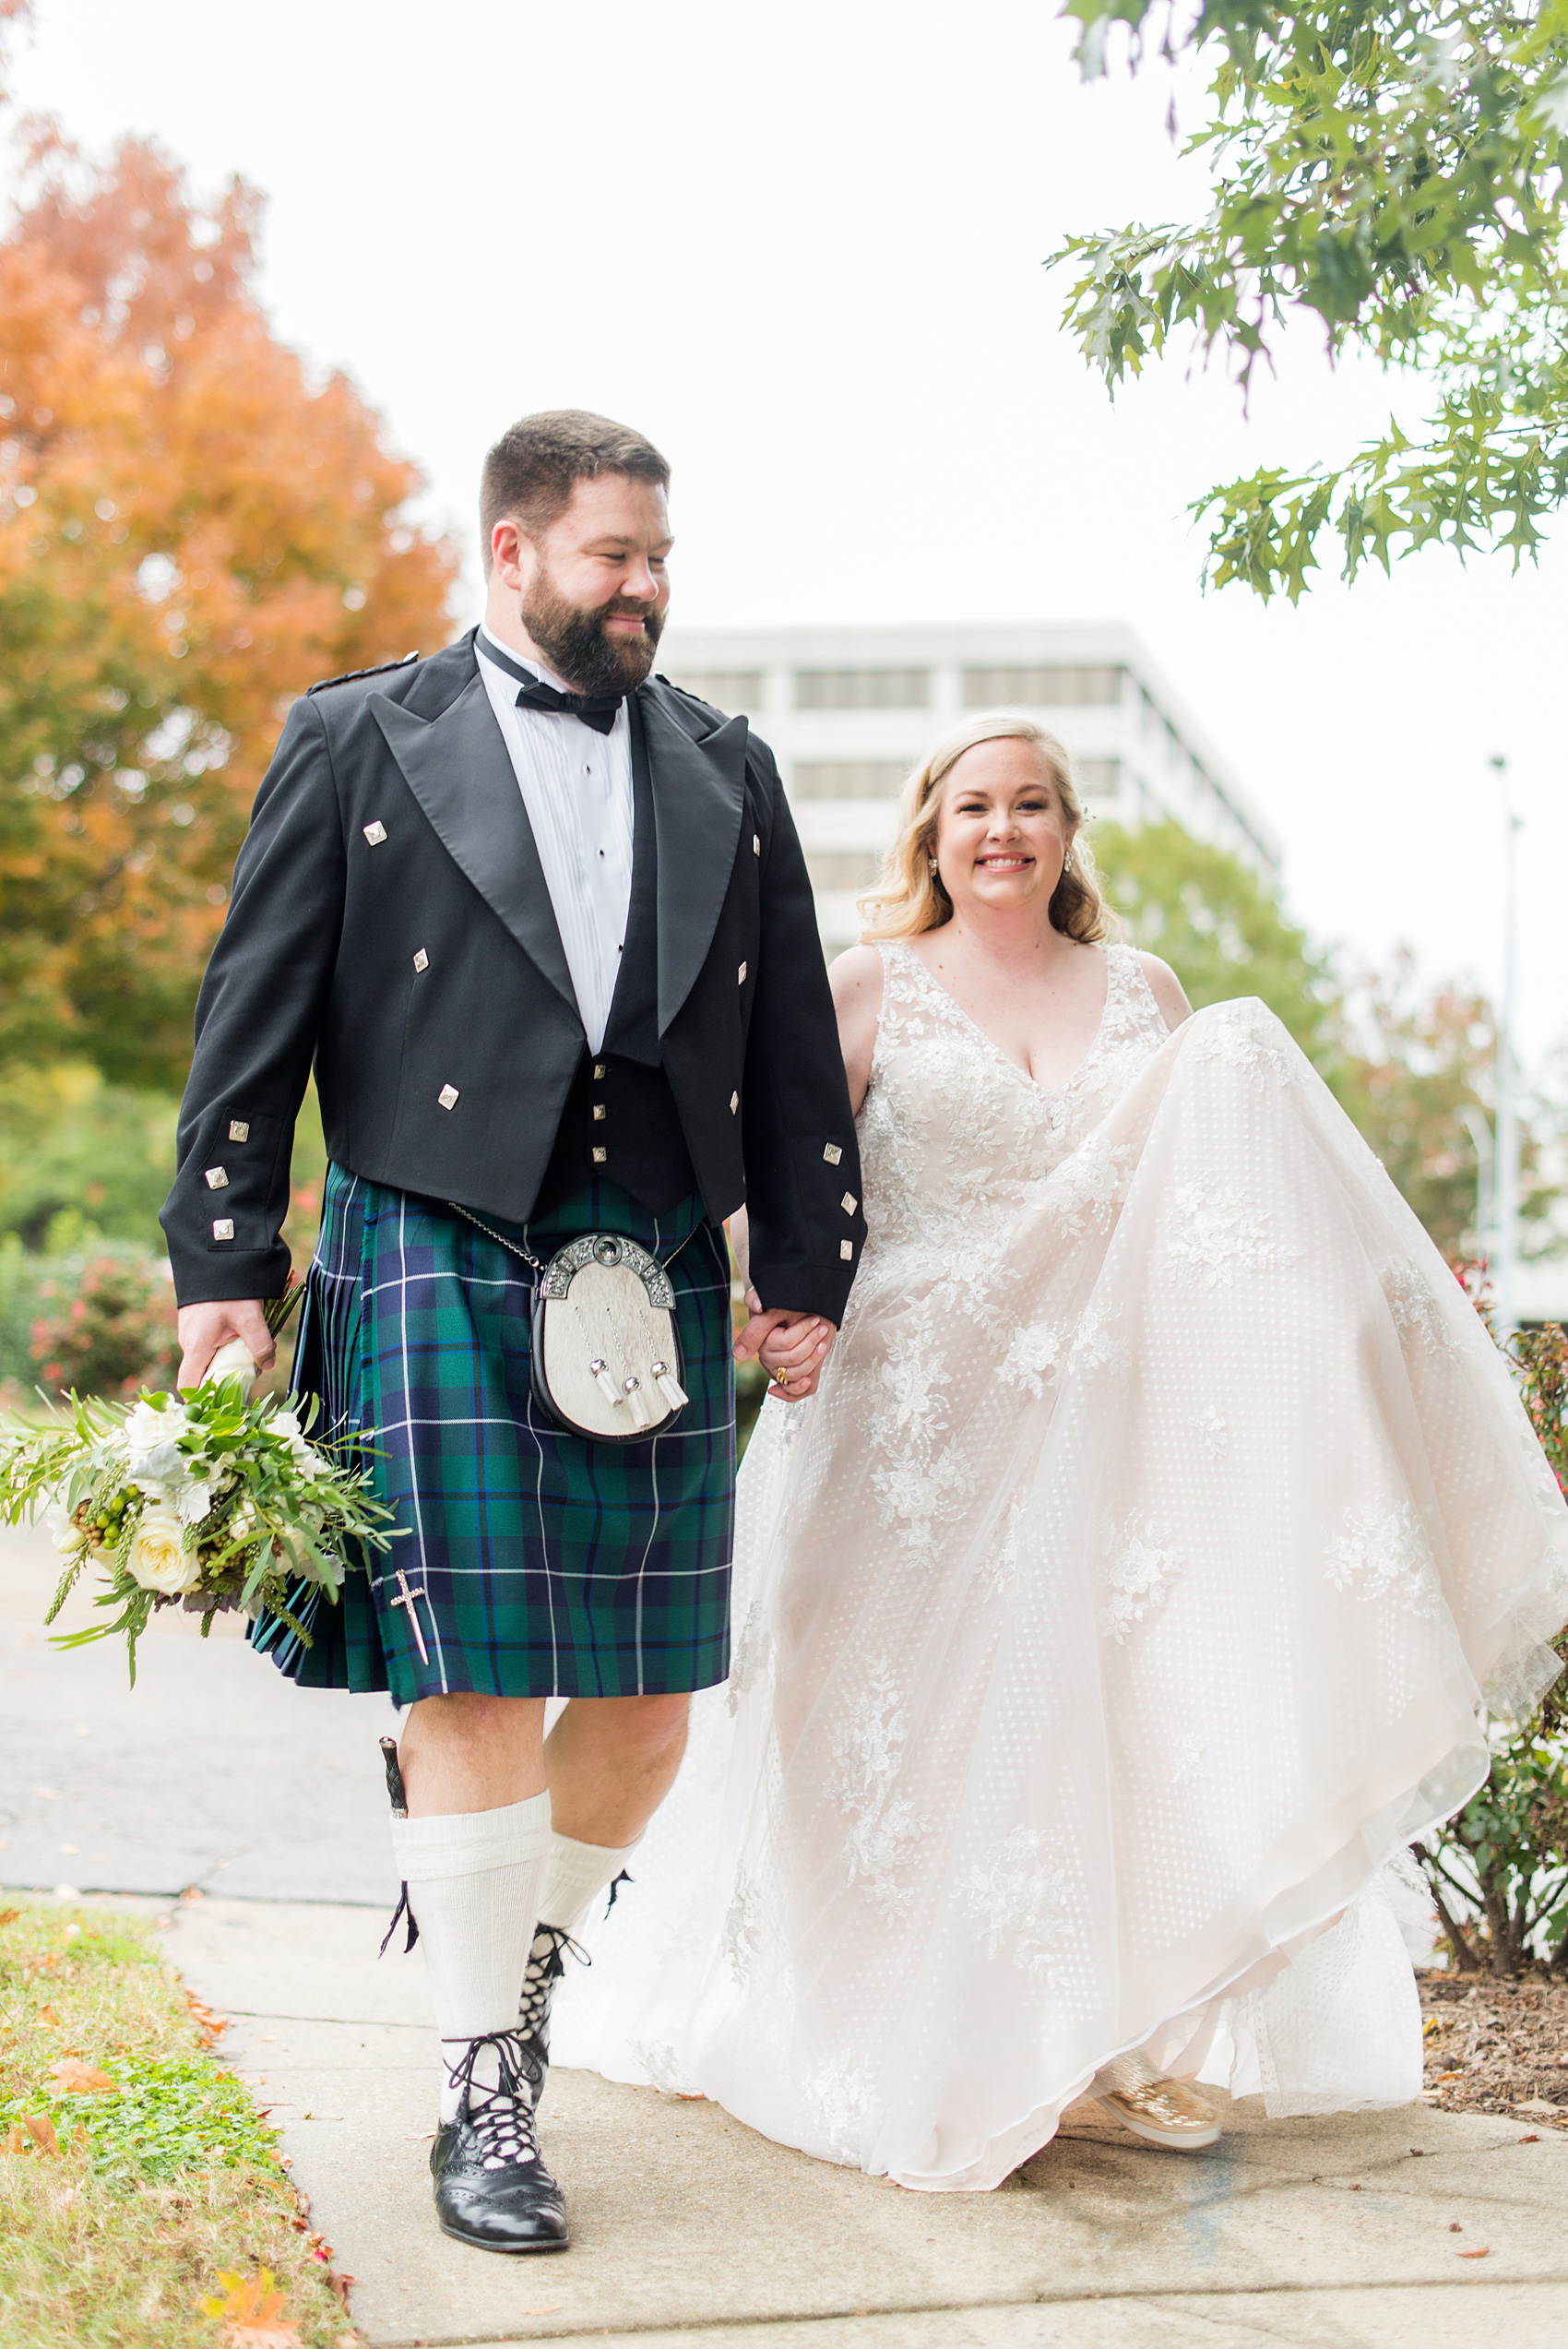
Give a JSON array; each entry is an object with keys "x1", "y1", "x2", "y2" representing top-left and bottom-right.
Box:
[
  {"x1": 805, "y1": 851, "x2": 885, "y2": 891},
  {"x1": 1075, "y1": 757, "x2": 1122, "y2": 797},
  {"x1": 791, "y1": 760, "x2": 909, "y2": 800},
  {"x1": 962, "y1": 664, "x2": 1123, "y2": 709},
  {"x1": 665, "y1": 671, "x2": 765, "y2": 710},
  {"x1": 794, "y1": 668, "x2": 930, "y2": 709}
]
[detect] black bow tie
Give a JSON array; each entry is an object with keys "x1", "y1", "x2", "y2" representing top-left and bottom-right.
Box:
[
  {"x1": 512, "y1": 676, "x2": 624, "y2": 735},
  {"x1": 478, "y1": 636, "x2": 625, "y2": 735}
]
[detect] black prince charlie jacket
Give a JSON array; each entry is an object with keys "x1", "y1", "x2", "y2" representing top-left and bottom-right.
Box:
[{"x1": 160, "y1": 629, "x2": 866, "y2": 1318}]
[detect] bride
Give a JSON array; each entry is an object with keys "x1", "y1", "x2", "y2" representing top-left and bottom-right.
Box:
[{"x1": 551, "y1": 710, "x2": 1568, "y2": 2191}]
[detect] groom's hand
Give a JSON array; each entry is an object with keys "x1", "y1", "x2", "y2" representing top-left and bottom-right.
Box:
[
  {"x1": 733, "y1": 1295, "x2": 836, "y2": 1403},
  {"x1": 176, "y1": 1298, "x2": 275, "y2": 1390}
]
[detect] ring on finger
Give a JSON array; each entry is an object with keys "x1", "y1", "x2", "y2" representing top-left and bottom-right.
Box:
[{"x1": 772, "y1": 1365, "x2": 790, "y2": 1388}]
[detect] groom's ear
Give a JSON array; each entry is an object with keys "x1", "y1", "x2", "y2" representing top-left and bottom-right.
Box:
[{"x1": 488, "y1": 517, "x2": 530, "y2": 589}]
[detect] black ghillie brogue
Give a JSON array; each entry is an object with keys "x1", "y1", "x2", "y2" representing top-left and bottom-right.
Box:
[
  {"x1": 517, "y1": 1924, "x2": 588, "y2": 2102},
  {"x1": 430, "y1": 2028, "x2": 568, "y2": 2254}
]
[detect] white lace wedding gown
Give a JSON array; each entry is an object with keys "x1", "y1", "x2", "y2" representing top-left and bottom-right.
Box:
[{"x1": 552, "y1": 944, "x2": 1568, "y2": 2189}]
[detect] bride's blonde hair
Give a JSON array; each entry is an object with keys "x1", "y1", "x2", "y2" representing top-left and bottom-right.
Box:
[{"x1": 857, "y1": 711, "x2": 1113, "y2": 944}]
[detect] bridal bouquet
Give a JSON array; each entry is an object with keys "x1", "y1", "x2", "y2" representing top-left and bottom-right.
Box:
[{"x1": 0, "y1": 1314, "x2": 398, "y2": 1679}]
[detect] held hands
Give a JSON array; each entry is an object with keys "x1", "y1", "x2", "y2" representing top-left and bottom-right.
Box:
[
  {"x1": 175, "y1": 1298, "x2": 276, "y2": 1392},
  {"x1": 732, "y1": 1288, "x2": 836, "y2": 1403}
]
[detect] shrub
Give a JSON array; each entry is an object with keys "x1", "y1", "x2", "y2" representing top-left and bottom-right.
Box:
[
  {"x1": 1415, "y1": 1308, "x2": 1568, "y2": 1975},
  {"x1": 27, "y1": 1250, "x2": 180, "y2": 1400}
]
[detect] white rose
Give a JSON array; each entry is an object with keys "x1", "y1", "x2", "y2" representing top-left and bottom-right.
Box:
[
  {"x1": 270, "y1": 1411, "x2": 303, "y2": 1442},
  {"x1": 127, "y1": 1509, "x2": 202, "y2": 1596}
]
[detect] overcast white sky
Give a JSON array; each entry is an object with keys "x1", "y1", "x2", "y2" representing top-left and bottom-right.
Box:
[{"x1": 11, "y1": 0, "x2": 1566, "y2": 1060}]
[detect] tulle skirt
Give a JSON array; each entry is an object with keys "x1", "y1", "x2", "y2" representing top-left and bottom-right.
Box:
[{"x1": 552, "y1": 999, "x2": 1568, "y2": 2188}]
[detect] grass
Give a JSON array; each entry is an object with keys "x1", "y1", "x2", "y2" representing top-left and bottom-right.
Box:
[{"x1": 0, "y1": 1894, "x2": 356, "y2": 2349}]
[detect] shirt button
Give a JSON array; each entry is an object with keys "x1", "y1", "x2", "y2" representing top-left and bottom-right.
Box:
[
  {"x1": 592, "y1": 1104, "x2": 607, "y2": 1121},
  {"x1": 592, "y1": 1145, "x2": 608, "y2": 1163}
]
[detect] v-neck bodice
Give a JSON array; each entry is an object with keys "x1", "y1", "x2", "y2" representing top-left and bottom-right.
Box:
[{"x1": 856, "y1": 940, "x2": 1171, "y2": 1253}]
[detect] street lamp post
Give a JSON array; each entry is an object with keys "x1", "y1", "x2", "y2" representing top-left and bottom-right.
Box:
[{"x1": 1490, "y1": 755, "x2": 1521, "y2": 1339}]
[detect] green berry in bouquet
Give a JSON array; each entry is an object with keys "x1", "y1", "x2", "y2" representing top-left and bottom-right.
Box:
[{"x1": 0, "y1": 1296, "x2": 399, "y2": 1680}]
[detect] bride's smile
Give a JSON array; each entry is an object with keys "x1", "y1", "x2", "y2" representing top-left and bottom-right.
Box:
[{"x1": 935, "y1": 736, "x2": 1067, "y2": 912}]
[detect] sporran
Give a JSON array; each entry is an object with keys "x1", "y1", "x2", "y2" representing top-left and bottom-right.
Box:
[{"x1": 449, "y1": 1207, "x2": 690, "y2": 1443}]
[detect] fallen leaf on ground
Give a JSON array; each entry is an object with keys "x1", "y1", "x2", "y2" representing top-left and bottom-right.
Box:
[
  {"x1": 5, "y1": 2124, "x2": 27, "y2": 2153},
  {"x1": 35, "y1": 2004, "x2": 59, "y2": 2027},
  {"x1": 49, "y1": 2059, "x2": 118, "y2": 2093},
  {"x1": 1520, "y1": 2133, "x2": 1540, "y2": 2143},
  {"x1": 1457, "y1": 2246, "x2": 1491, "y2": 2259},
  {"x1": 22, "y1": 2115, "x2": 60, "y2": 2155},
  {"x1": 185, "y1": 1989, "x2": 227, "y2": 2046},
  {"x1": 0, "y1": 1908, "x2": 18, "y2": 1927},
  {"x1": 198, "y1": 2268, "x2": 301, "y2": 2344}
]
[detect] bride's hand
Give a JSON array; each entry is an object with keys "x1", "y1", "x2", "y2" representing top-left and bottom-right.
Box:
[{"x1": 734, "y1": 1305, "x2": 836, "y2": 1402}]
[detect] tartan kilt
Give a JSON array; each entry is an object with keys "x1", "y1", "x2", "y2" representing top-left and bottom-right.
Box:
[{"x1": 249, "y1": 1163, "x2": 736, "y2": 1702}]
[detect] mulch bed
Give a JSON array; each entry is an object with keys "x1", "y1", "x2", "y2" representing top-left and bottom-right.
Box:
[{"x1": 1419, "y1": 1973, "x2": 1568, "y2": 2128}]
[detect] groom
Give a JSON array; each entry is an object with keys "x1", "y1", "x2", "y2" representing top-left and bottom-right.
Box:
[{"x1": 161, "y1": 410, "x2": 863, "y2": 2252}]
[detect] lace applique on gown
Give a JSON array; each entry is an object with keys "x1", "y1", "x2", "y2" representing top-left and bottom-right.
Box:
[{"x1": 553, "y1": 945, "x2": 1568, "y2": 2189}]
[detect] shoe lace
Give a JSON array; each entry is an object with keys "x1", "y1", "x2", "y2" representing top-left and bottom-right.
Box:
[
  {"x1": 518, "y1": 1925, "x2": 588, "y2": 2044},
  {"x1": 445, "y1": 2029, "x2": 546, "y2": 2170}
]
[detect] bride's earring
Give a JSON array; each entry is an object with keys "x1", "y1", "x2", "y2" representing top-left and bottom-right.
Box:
[{"x1": 928, "y1": 855, "x2": 939, "y2": 875}]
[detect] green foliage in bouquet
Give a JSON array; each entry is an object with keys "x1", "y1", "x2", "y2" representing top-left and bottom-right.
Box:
[
  {"x1": 1416, "y1": 1310, "x2": 1568, "y2": 1974},
  {"x1": 0, "y1": 1303, "x2": 399, "y2": 1679}
]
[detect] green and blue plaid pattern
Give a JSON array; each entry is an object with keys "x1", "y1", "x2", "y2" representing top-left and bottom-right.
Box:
[{"x1": 251, "y1": 1163, "x2": 736, "y2": 1702}]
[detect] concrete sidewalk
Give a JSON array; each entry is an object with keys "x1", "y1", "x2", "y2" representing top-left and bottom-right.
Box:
[
  {"x1": 169, "y1": 1890, "x2": 1568, "y2": 2349},
  {"x1": 0, "y1": 1523, "x2": 398, "y2": 1903},
  {"x1": 7, "y1": 1521, "x2": 1568, "y2": 2348}
]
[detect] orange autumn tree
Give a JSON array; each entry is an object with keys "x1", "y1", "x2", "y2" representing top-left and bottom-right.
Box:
[{"x1": 0, "y1": 131, "x2": 457, "y2": 1087}]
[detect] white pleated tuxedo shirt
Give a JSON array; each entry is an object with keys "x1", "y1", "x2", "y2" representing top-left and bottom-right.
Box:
[{"x1": 475, "y1": 625, "x2": 635, "y2": 1054}]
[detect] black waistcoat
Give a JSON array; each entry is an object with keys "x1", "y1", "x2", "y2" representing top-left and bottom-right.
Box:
[{"x1": 532, "y1": 702, "x2": 700, "y2": 1218}]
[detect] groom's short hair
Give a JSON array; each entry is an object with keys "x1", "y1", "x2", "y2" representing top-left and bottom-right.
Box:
[{"x1": 481, "y1": 410, "x2": 671, "y2": 566}]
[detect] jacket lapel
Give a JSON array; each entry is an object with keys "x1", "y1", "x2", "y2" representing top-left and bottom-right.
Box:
[
  {"x1": 369, "y1": 668, "x2": 579, "y2": 1019},
  {"x1": 638, "y1": 686, "x2": 747, "y2": 1036}
]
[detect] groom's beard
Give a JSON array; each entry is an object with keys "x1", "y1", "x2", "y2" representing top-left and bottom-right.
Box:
[{"x1": 518, "y1": 567, "x2": 664, "y2": 698}]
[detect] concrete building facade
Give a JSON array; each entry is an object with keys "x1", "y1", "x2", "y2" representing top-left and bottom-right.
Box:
[{"x1": 658, "y1": 621, "x2": 1279, "y2": 953}]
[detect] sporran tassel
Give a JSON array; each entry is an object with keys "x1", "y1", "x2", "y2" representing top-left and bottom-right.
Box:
[{"x1": 622, "y1": 1377, "x2": 654, "y2": 1428}]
